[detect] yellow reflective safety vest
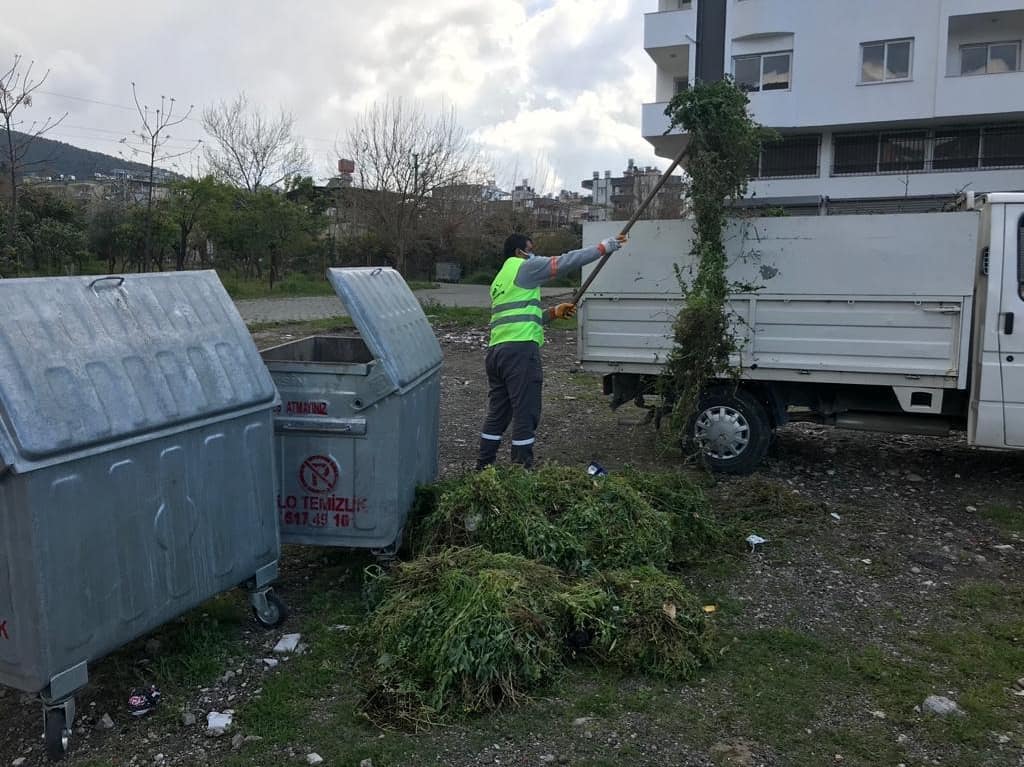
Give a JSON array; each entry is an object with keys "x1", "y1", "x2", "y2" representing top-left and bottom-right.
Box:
[{"x1": 489, "y1": 256, "x2": 544, "y2": 347}]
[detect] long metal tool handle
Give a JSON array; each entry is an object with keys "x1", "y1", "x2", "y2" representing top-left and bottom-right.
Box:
[{"x1": 572, "y1": 143, "x2": 689, "y2": 305}]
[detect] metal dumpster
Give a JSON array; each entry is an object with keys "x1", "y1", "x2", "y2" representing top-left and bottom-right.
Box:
[
  {"x1": 0, "y1": 272, "x2": 285, "y2": 760},
  {"x1": 261, "y1": 267, "x2": 443, "y2": 554}
]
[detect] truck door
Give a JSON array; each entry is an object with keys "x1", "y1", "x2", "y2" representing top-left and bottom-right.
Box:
[{"x1": 1000, "y1": 205, "x2": 1024, "y2": 445}]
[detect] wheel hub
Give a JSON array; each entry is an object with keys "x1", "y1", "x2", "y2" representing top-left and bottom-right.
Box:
[{"x1": 695, "y1": 405, "x2": 750, "y2": 460}]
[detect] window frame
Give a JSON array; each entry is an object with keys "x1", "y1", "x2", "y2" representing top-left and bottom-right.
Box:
[
  {"x1": 960, "y1": 40, "x2": 1022, "y2": 76},
  {"x1": 751, "y1": 134, "x2": 822, "y2": 179},
  {"x1": 831, "y1": 123, "x2": 1024, "y2": 176},
  {"x1": 859, "y1": 38, "x2": 914, "y2": 84},
  {"x1": 732, "y1": 49, "x2": 793, "y2": 93}
]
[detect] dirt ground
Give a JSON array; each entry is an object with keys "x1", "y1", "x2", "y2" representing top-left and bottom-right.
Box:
[{"x1": 3, "y1": 325, "x2": 1024, "y2": 767}]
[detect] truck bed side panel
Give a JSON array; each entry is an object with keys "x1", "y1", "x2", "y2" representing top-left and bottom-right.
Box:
[{"x1": 580, "y1": 213, "x2": 978, "y2": 386}]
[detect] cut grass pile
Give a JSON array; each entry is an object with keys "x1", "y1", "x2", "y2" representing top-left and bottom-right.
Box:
[
  {"x1": 356, "y1": 466, "x2": 733, "y2": 727},
  {"x1": 411, "y1": 465, "x2": 731, "y2": 573},
  {"x1": 357, "y1": 548, "x2": 716, "y2": 728}
]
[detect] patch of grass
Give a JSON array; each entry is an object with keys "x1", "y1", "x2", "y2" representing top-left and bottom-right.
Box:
[
  {"x1": 220, "y1": 272, "x2": 338, "y2": 300},
  {"x1": 145, "y1": 595, "x2": 248, "y2": 689},
  {"x1": 713, "y1": 477, "x2": 825, "y2": 523},
  {"x1": 980, "y1": 504, "x2": 1024, "y2": 536},
  {"x1": 91, "y1": 593, "x2": 248, "y2": 733},
  {"x1": 420, "y1": 304, "x2": 491, "y2": 328},
  {"x1": 659, "y1": 582, "x2": 1024, "y2": 765},
  {"x1": 222, "y1": 273, "x2": 437, "y2": 300},
  {"x1": 233, "y1": 558, "x2": 430, "y2": 766},
  {"x1": 248, "y1": 316, "x2": 355, "y2": 333}
]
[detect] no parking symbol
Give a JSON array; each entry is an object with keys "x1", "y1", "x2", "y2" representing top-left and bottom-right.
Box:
[{"x1": 298, "y1": 455, "x2": 339, "y2": 495}]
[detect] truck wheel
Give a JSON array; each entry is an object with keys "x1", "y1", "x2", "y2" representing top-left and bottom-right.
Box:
[{"x1": 687, "y1": 388, "x2": 771, "y2": 475}]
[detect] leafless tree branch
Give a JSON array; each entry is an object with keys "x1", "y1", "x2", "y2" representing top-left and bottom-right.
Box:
[
  {"x1": 0, "y1": 54, "x2": 67, "y2": 264},
  {"x1": 129, "y1": 82, "x2": 199, "y2": 271},
  {"x1": 342, "y1": 95, "x2": 489, "y2": 273},
  {"x1": 201, "y1": 93, "x2": 309, "y2": 192}
]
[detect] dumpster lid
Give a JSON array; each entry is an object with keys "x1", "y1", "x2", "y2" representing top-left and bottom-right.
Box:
[
  {"x1": 327, "y1": 268, "x2": 443, "y2": 388},
  {"x1": 0, "y1": 271, "x2": 277, "y2": 467}
]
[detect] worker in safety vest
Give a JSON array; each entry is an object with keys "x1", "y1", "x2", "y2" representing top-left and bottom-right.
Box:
[{"x1": 475, "y1": 232, "x2": 628, "y2": 470}]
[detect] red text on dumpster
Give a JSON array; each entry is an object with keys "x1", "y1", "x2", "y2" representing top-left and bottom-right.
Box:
[
  {"x1": 277, "y1": 495, "x2": 368, "y2": 530},
  {"x1": 0, "y1": 620, "x2": 8, "y2": 640},
  {"x1": 285, "y1": 400, "x2": 329, "y2": 416},
  {"x1": 299, "y1": 455, "x2": 339, "y2": 494}
]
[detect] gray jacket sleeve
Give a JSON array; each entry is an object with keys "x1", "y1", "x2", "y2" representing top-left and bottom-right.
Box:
[{"x1": 514, "y1": 245, "x2": 605, "y2": 290}]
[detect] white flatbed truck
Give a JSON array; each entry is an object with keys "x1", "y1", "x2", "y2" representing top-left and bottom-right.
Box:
[{"x1": 579, "y1": 193, "x2": 1024, "y2": 473}]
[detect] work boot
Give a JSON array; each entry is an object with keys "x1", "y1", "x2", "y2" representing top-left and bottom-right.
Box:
[
  {"x1": 475, "y1": 437, "x2": 500, "y2": 471},
  {"x1": 510, "y1": 443, "x2": 534, "y2": 470}
]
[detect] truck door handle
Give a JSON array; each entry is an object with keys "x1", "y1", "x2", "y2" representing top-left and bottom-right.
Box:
[{"x1": 1006, "y1": 312, "x2": 1015, "y2": 335}]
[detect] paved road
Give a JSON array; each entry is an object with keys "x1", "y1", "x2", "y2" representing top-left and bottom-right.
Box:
[{"x1": 235, "y1": 283, "x2": 573, "y2": 323}]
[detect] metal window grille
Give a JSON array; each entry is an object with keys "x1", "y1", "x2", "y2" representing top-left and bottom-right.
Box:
[
  {"x1": 832, "y1": 124, "x2": 1024, "y2": 176},
  {"x1": 753, "y1": 134, "x2": 821, "y2": 179}
]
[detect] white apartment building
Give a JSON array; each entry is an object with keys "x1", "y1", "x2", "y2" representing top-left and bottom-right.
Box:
[{"x1": 643, "y1": 0, "x2": 1024, "y2": 210}]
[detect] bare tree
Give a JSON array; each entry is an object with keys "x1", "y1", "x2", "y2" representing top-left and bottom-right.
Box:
[
  {"x1": 202, "y1": 93, "x2": 309, "y2": 192},
  {"x1": 0, "y1": 55, "x2": 67, "y2": 265},
  {"x1": 125, "y1": 83, "x2": 198, "y2": 271},
  {"x1": 343, "y1": 96, "x2": 487, "y2": 275}
]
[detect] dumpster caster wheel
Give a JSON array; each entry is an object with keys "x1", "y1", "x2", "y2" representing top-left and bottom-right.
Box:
[
  {"x1": 45, "y1": 707, "x2": 70, "y2": 761},
  {"x1": 253, "y1": 590, "x2": 288, "y2": 628}
]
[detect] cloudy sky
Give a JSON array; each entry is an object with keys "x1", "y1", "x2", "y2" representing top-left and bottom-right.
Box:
[{"x1": 4, "y1": 0, "x2": 661, "y2": 194}]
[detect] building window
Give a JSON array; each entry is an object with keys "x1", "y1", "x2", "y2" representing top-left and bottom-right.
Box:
[
  {"x1": 734, "y1": 51, "x2": 792, "y2": 92},
  {"x1": 832, "y1": 124, "x2": 1024, "y2": 175},
  {"x1": 752, "y1": 134, "x2": 821, "y2": 179},
  {"x1": 933, "y1": 128, "x2": 981, "y2": 170},
  {"x1": 879, "y1": 131, "x2": 927, "y2": 173},
  {"x1": 961, "y1": 42, "x2": 1021, "y2": 75},
  {"x1": 983, "y1": 125, "x2": 1024, "y2": 167},
  {"x1": 861, "y1": 39, "x2": 913, "y2": 83},
  {"x1": 673, "y1": 78, "x2": 689, "y2": 95}
]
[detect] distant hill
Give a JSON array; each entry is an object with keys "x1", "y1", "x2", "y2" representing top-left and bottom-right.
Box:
[{"x1": 1, "y1": 130, "x2": 176, "y2": 181}]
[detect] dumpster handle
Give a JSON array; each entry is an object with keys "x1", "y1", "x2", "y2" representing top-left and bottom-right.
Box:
[
  {"x1": 371, "y1": 267, "x2": 383, "y2": 276},
  {"x1": 89, "y1": 276, "x2": 126, "y2": 289},
  {"x1": 281, "y1": 423, "x2": 349, "y2": 432}
]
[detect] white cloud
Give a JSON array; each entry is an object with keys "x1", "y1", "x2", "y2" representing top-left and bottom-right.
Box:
[{"x1": 5, "y1": 0, "x2": 662, "y2": 192}]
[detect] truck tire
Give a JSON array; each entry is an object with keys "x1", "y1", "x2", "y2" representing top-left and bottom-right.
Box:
[{"x1": 686, "y1": 388, "x2": 771, "y2": 475}]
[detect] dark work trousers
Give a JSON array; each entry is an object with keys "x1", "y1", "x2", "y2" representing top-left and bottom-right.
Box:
[{"x1": 476, "y1": 341, "x2": 543, "y2": 469}]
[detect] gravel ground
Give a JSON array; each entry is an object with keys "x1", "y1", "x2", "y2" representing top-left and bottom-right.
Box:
[
  {"x1": 3, "y1": 325, "x2": 1023, "y2": 766},
  {"x1": 235, "y1": 285, "x2": 572, "y2": 323}
]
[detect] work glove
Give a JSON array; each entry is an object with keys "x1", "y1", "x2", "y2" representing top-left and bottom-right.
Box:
[
  {"x1": 598, "y1": 234, "x2": 629, "y2": 255},
  {"x1": 553, "y1": 303, "x2": 576, "y2": 320}
]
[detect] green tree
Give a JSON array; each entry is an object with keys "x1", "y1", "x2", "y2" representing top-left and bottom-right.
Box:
[
  {"x1": 14, "y1": 187, "x2": 88, "y2": 274},
  {"x1": 205, "y1": 186, "x2": 319, "y2": 288},
  {"x1": 30, "y1": 218, "x2": 88, "y2": 274},
  {"x1": 168, "y1": 176, "x2": 226, "y2": 271}
]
